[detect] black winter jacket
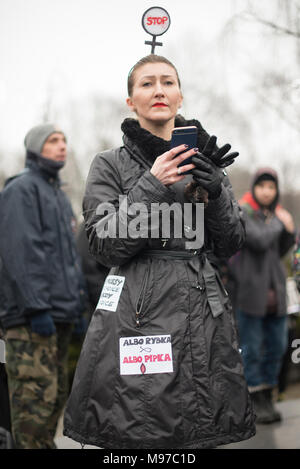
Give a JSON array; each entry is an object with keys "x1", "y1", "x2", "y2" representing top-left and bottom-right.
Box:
[
  {"x1": 0, "y1": 154, "x2": 84, "y2": 329},
  {"x1": 76, "y1": 222, "x2": 109, "y2": 317},
  {"x1": 64, "y1": 118, "x2": 255, "y2": 449}
]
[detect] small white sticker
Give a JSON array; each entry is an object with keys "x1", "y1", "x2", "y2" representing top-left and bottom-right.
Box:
[
  {"x1": 97, "y1": 275, "x2": 125, "y2": 312},
  {"x1": 120, "y1": 334, "x2": 173, "y2": 375}
]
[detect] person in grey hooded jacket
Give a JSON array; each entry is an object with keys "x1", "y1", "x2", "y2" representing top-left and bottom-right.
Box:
[
  {"x1": 63, "y1": 55, "x2": 255, "y2": 449},
  {"x1": 231, "y1": 168, "x2": 295, "y2": 424}
]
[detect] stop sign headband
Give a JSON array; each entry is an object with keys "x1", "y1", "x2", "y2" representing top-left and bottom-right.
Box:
[{"x1": 142, "y1": 6, "x2": 171, "y2": 54}]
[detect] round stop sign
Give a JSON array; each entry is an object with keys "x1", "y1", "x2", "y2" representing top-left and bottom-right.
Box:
[{"x1": 142, "y1": 7, "x2": 171, "y2": 37}]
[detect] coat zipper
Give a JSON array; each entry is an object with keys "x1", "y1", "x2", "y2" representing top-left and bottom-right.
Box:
[
  {"x1": 53, "y1": 185, "x2": 74, "y2": 296},
  {"x1": 135, "y1": 266, "x2": 150, "y2": 328}
]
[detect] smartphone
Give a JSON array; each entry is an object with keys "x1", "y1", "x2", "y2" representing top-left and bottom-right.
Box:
[{"x1": 171, "y1": 126, "x2": 198, "y2": 175}]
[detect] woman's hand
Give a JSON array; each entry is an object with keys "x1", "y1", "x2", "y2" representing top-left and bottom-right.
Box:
[
  {"x1": 201, "y1": 135, "x2": 239, "y2": 168},
  {"x1": 191, "y1": 154, "x2": 223, "y2": 199},
  {"x1": 150, "y1": 145, "x2": 198, "y2": 186}
]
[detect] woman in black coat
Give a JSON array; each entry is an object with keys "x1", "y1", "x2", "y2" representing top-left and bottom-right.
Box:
[{"x1": 63, "y1": 55, "x2": 255, "y2": 449}]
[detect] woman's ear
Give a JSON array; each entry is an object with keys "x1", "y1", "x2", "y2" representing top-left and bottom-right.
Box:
[
  {"x1": 178, "y1": 93, "x2": 183, "y2": 109},
  {"x1": 126, "y1": 97, "x2": 136, "y2": 113}
]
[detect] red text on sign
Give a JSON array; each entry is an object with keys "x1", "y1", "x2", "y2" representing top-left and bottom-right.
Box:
[
  {"x1": 147, "y1": 17, "x2": 168, "y2": 26},
  {"x1": 123, "y1": 354, "x2": 171, "y2": 364}
]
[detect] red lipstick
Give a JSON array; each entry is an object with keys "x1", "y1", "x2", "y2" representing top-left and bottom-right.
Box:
[{"x1": 152, "y1": 103, "x2": 168, "y2": 107}]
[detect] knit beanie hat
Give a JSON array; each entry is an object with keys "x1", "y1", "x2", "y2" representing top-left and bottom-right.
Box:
[{"x1": 24, "y1": 124, "x2": 65, "y2": 155}]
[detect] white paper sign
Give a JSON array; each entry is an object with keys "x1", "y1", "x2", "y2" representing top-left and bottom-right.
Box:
[
  {"x1": 286, "y1": 277, "x2": 300, "y2": 314},
  {"x1": 120, "y1": 334, "x2": 173, "y2": 375},
  {"x1": 0, "y1": 339, "x2": 6, "y2": 363},
  {"x1": 97, "y1": 275, "x2": 125, "y2": 312}
]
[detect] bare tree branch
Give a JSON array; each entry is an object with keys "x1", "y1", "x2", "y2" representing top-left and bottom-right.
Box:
[
  {"x1": 254, "y1": 90, "x2": 300, "y2": 132},
  {"x1": 248, "y1": 12, "x2": 300, "y2": 38}
]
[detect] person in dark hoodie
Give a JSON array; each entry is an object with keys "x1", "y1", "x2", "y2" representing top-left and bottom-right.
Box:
[
  {"x1": 0, "y1": 124, "x2": 85, "y2": 448},
  {"x1": 232, "y1": 167, "x2": 295, "y2": 424}
]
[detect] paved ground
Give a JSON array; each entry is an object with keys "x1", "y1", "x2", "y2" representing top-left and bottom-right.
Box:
[
  {"x1": 55, "y1": 383, "x2": 300, "y2": 450},
  {"x1": 220, "y1": 398, "x2": 300, "y2": 449}
]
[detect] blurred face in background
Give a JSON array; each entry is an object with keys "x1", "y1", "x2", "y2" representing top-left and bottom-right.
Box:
[
  {"x1": 254, "y1": 179, "x2": 277, "y2": 207},
  {"x1": 41, "y1": 132, "x2": 67, "y2": 162}
]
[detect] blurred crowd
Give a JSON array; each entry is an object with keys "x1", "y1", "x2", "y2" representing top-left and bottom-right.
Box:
[{"x1": 0, "y1": 123, "x2": 299, "y2": 449}]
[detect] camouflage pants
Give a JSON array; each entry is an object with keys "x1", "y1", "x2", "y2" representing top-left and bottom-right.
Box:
[{"x1": 5, "y1": 323, "x2": 73, "y2": 449}]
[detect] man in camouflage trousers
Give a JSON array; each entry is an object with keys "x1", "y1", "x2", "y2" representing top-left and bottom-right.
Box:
[
  {"x1": 0, "y1": 125, "x2": 85, "y2": 448},
  {"x1": 5, "y1": 326, "x2": 72, "y2": 448}
]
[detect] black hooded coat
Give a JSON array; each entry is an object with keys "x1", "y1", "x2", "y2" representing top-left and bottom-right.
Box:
[{"x1": 63, "y1": 117, "x2": 256, "y2": 449}]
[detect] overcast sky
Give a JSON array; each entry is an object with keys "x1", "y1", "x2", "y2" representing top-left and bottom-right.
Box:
[
  {"x1": 0, "y1": 0, "x2": 240, "y2": 158},
  {"x1": 1, "y1": 0, "x2": 299, "y2": 188}
]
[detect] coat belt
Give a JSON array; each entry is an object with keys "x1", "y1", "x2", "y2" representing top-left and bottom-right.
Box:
[
  {"x1": 140, "y1": 249, "x2": 224, "y2": 318},
  {"x1": 140, "y1": 249, "x2": 204, "y2": 260}
]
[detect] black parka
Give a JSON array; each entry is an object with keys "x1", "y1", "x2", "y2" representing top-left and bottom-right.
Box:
[
  {"x1": 0, "y1": 155, "x2": 84, "y2": 329},
  {"x1": 63, "y1": 120, "x2": 255, "y2": 449},
  {"x1": 76, "y1": 221, "x2": 109, "y2": 317}
]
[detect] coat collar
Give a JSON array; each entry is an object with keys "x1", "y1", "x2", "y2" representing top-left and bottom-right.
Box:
[
  {"x1": 25, "y1": 151, "x2": 62, "y2": 186},
  {"x1": 239, "y1": 191, "x2": 260, "y2": 211},
  {"x1": 121, "y1": 115, "x2": 208, "y2": 168},
  {"x1": 239, "y1": 191, "x2": 281, "y2": 216}
]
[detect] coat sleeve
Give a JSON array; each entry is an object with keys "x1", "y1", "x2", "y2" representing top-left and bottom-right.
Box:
[
  {"x1": 76, "y1": 222, "x2": 109, "y2": 310},
  {"x1": 83, "y1": 151, "x2": 177, "y2": 268},
  {"x1": 242, "y1": 208, "x2": 284, "y2": 252},
  {"x1": 204, "y1": 173, "x2": 246, "y2": 259},
  {"x1": 279, "y1": 229, "x2": 296, "y2": 257},
  {"x1": 0, "y1": 181, "x2": 52, "y2": 316}
]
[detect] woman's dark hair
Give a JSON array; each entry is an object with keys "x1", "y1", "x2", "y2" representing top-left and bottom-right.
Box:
[{"x1": 127, "y1": 55, "x2": 181, "y2": 96}]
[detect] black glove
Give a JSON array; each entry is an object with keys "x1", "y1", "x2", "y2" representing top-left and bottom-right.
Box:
[
  {"x1": 201, "y1": 135, "x2": 239, "y2": 168},
  {"x1": 191, "y1": 154, "x2": 223, "y2": 199},
  {"x1": 30, "y1": 311, "x2": 56, "y2": 337}
]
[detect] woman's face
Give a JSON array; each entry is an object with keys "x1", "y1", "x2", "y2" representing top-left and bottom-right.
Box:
[
  {"x1": 254, "y1": 180, "x2": 277, "y2": 207},
  {"x1": 126, "y1": 62, "x2": 183, "y2": 128}
]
